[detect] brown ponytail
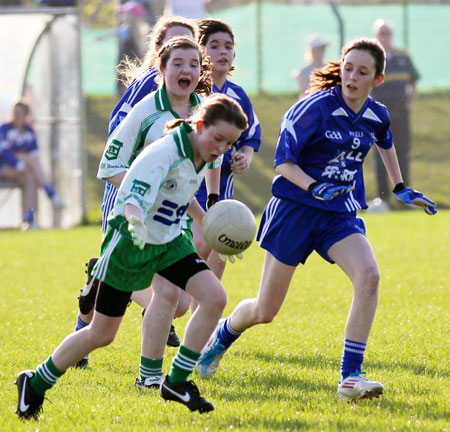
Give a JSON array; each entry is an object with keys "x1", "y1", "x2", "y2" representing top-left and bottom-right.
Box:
[{"x1": 308, "y1": 38, "x2": 385, "y2": 94}]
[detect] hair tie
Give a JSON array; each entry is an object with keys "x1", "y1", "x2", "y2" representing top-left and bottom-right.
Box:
[{"x1": 181, "y1": 120, "x2": 193, "y2": 133}]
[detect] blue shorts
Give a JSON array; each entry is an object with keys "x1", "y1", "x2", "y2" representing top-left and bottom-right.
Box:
[{"x1": 257, "y1": 197, "x2": 366, "y2": 266}]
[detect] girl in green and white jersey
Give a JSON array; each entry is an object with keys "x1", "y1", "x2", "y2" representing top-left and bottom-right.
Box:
[
  {"x1": 75, "y1": 35, "x2": 214, "y2": 358},
  {"x1": 15, "y1": 94, "x2": 248, "y2": 418}
]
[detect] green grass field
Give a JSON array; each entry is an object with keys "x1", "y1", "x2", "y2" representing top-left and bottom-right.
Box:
[{"x1": 1, "y1": 210, "x2": 449, "y2": 431}]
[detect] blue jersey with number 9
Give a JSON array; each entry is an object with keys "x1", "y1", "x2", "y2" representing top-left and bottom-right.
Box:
[{"x1": 272, "y1": 86, "x2": 392, "y2": 213}]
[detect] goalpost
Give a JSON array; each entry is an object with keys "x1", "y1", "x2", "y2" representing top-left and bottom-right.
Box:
[{"x1": 0, "y1": 7, "x2": 85, "y2": 228}]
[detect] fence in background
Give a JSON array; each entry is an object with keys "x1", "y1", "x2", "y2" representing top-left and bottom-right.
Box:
[{"x1": 81, "y1": 2, "x2": 450, "y2": 95}]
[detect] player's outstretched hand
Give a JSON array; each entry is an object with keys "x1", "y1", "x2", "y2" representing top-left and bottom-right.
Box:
[
  {"x1": 206, "y1": 193, "x2": 219, "y2": 210},
  {"x1": 219, "y1": 252, "x2": 244, "y2": 264},
  {"x1": 128, "y1": 215, "x2": 147, "y2": 249},
  {"x1": 309, "y1": 181, "x2": 355, "y2": 201},
  {"x1": 393, "y1": 184, "x2": 437, "y2": 215}
]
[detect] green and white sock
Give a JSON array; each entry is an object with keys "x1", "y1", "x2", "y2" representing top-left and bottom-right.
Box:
[
  {"x1": 140, "y1": 356, "x2": 163, "y2": 381},
  {"x1": 30, "y1": 356, "x2": 65, "y2": 396},
  {"x1": 168, "y1": 345, "x2": 200, "y2": 384}
]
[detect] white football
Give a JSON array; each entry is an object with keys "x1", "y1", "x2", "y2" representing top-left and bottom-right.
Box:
[{"x1": 202, "y1": 199, "x2": 257, "y2": 255}]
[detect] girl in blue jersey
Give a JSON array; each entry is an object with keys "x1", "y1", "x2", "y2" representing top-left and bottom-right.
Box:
[
  {"x1": 0, "y1": 101, "x2": 65, "y2": 229},
  {"x1": 15, "y1": 94, "x2": 248, "y2": 419},
  {"x1": 197, "y1": 38, "x2": 437, "y2": 401},
  {"x1": 193, "y1": 18, "x2": 261, "y2": 280}
]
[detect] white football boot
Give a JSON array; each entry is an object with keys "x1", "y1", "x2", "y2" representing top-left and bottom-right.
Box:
[{"x1": 338, "y1": 372, "x2": 384, "y2": 401}]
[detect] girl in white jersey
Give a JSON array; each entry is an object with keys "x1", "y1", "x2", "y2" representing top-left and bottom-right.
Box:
[
  {"x1": 74, "y1": 36, "x2": 213, "y2": 366},
  {"x1": 75, "y1": 16, "x2": 198, "y2": 353},
  {"x1": 15, "y1": 93, "x2": 248, "y2": 419},
  {"x1": 197, "y1": 38, "x2": 437, "y2": 402}
]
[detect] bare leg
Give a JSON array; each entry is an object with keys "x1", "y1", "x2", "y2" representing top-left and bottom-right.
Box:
[
  {"x1": 18, "y1": 153, "x2": 49, "y2": 188},
  {"x1": 51, "y1": 311, "x2": 123, "y2": 371},
  {"x1": 78, "y1": 309, "x2": 94, "y2": 324},
  {"x1": 207, "y1": 250, "x2": 226, "y2": 281},
  {"x1": 0, "y1": 166, "x2": 37, "y2": 220},
  {"x1": 133, "y1": 285, "x2": 191, "y2": 319},
  {"x1": 327, "y1": 233, "x2": 380, "y2": 343},
  {"x1": 190, "y1": 220, "x2": 226, "y2": 313},
  {"x1": 131, "y1": 287, "x2": 153, "y2": 309},
  {"x1": 183, "y1": 270, "x2": 227, "y2": 352},
  {"x1": 192, "y1": 219, "x2": 212, "y2": 261},
  {"x1": 141, "y1": 275, "x2": 180, "y2": 359},
  {"x1": 229, "y1": 251, "x2": 296, "y2": 332}
]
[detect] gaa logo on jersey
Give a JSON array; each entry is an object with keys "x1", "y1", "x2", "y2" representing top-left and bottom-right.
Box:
[
  {"x1": 325, "y1": 130, "x2": 343, "y2": 140},
  {"x1": 163, "y1": 179, "x2": 177, "y2": 191},
  {"x1": 130, "y1": 179, "x2": 151, "y2": 196},
  {"x1": 105, "y1": 139, "x2": 123, "y2": 160}
]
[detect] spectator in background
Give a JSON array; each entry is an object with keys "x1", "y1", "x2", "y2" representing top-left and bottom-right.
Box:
[
  {"x1": 116, "y1": 1, "x2": 149, "y2": 97},
  {"x1": 163, "y1": 0, "x2": 212, "y2": 19},
  {"x1": 370, "y1": 18, "x2": 420, "y2": 211},
  {"x1": 292, "y1": 34, "x2": 329, "y2": 99},
  {"x1": 96, "y1": 2, "x2": 149, "y2": 99},
  {"x1": 0, "y1": 101, "x2": 65, "y2": 230}
]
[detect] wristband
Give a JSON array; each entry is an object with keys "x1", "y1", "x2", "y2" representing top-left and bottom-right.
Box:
[
  {"x1": 206, "y1": 193, "x2": 219, "y2": 209},
  {"x1": 308, "y1": 181, "x2": 321, "y2": 193},
  {"x1": 393, "y1": 182, "x2": 406, "y2": 194}
]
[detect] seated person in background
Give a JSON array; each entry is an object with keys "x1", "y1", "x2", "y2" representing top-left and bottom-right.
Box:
[
  {"x1": 0, "y1": 145, "x2": 36, "y2": 228},
  {"x1": 0, "y1": 101, "x2": 65, "y2": 229}
]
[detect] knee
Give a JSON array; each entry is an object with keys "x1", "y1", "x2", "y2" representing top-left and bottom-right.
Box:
[
  {"x1": 205, "y1": 285, "x2": 227, "y2": 315},
  {"x1": 356, "y1": 266, "x2": 380, "y2": 297},
  {"x1": 87, "y1": 328, "x2": 116, "y2": 348},
  {"x1": 155, "y1": 283, "x2": 181, "y2": 305}
]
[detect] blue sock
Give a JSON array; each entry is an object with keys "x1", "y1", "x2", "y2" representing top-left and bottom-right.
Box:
[
  {"x1": 75, "y1": 314, "x2": 89, "y2": 332},
  {"x1": 44, "y1": 184, "x2": 55, "y2": 199},
  {"x1": 24, "y1": 209, "x2": 35, "y2": 224},
  {"x1": 340, "y1": 338, "x2": 366, "y2": 380},
  {"x1": 216, "y1": 317, "x2": 242, "y2": 349}
]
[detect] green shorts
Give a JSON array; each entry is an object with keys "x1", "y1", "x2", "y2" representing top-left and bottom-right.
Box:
[{"x1": 93, "y1": 225, "x2": 197, "y2": 292}]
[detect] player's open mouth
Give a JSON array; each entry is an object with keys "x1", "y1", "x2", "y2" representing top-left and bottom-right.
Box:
[{"x1": 178, "y1": 79, "x2": 191, "y2": 89}]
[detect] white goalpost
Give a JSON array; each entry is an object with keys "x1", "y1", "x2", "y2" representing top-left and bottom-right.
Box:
[{"x1": 0, "y1": 7, "x2": 85, "y2": 228}]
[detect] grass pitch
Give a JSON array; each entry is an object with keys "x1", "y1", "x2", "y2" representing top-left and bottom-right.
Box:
[{"x1": 1, "y1": 210, "x2": 449, "y2": 431}]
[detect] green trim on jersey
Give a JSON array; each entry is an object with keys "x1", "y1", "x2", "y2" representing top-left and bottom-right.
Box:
[
  {"x1": 128, "y1": 111, "x2": 166, "y2": 166},
  {"x1": 125, "y1": 86, "x2": 202, "y2": 167},
  {"x1": 155, "y1": 84, "x2": 202, "y2": 118},
  {"x1": 173, "y1": 122, "x2": 206, "y2": 174}
]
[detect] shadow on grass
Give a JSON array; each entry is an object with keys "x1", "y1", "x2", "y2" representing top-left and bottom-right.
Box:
[{"x1": 249, "y1": 349, "x2": 450, "y2": 379}]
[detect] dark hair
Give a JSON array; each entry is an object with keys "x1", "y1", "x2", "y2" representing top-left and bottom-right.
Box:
[
  {"x1": 198, "y1": 18, "x2": 235, "y2": 46},
  {"x1": 197, "y1": 18, "x2": 236, "y2": 75},
  {"x1": 166, "y1": 93, "x2": 248, "y2": 132},
  {"x1": 308, "y1": 38, "x2": 385, "y2": 94},
  {"x1": 156, "y1": 36, "x2": 212, "y2": 96},
  {"x1": 118, "y1": 16, "x2": 197, "y2": 87}
]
